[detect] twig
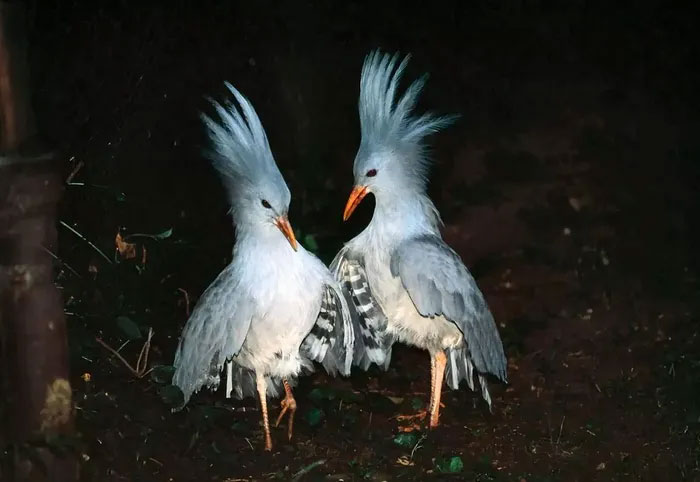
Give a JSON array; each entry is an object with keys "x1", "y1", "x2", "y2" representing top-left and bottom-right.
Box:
[
  {"x1": 65, "y1": 160, "x2": 84, "y2": 183},
  {"x1": 41, "y1": 245, "x2": 82, "y2": 278},
  {"x1": 291, "y1": 459, "x2": 326, "y2": 481},
  {"x1": 95, "y1": 337, "x2": 138, "y2": 376},
  {"x1": 59, "y1": 221, "x2": 113, "y2": 264},
  {"x1": 96, "y1": 328, "x2": 154, "y2": 378},
  {"x1": 177, "y1": 288, "x2": 191, "y2": 316},
  {"x1": 556, "y1": 416, "x2": 565, "y2": 447},
  {"x1": 244, "y1": 438, "x2": 254, "y2": 451},
  {"x1": 410, "y1": 434, "x2": 427, "y2": 460},
  {"x1": 136, "y1": 328, "x2": 154, "y2": 374}
]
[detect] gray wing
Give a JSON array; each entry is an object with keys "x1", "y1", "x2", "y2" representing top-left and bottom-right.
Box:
[
  {"x1": 171, "y1": 264, "x2": 255, "y2": 410},
  {"x1": 300, "y1": 282, "x2": 354, "y2": 376},
  {"x1": 330, "y1": 246, "x2": 392, "y2": 370},
  {"x1": 390, "y1": 235, "x2": 507, "y2": 404}
]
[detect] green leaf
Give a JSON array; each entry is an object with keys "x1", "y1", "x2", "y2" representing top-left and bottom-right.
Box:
[
  {"x1": 410, "y1": 397, "x2": 424, "y2": 410},
  {"x1": 302, "y1": 233, "x2": 319, "y2": 253},
  {"x1": 308, "y1": 387, "x2": 337, "y2": 402},
  {"x1": 158, "y1": 385, "x2": 184, "y2": 408},
  {"x1": 436, "y1": 456, "x2": 464, "y2": 473},
  {"x1": 231, "y1": 420, "x2": 249, "y2": 433},
  {"x1": 125, "y1": 228, "x2": 173, "y2": 241},
  {"x1": 150, "y1": 365, "x2": 175, "y2": 384},
  {"x1": 393, "y1": 433, "x2": 419, "y2": 448},
  {"x1": 116, "y1": 316, "x2": 142, "y2": 340},
  {"x1": 304, "y1": 407, "x2": 324, "y2": 427},
  {"x1": 152, "y1": 228, "x2": 173, "y2": 240}
]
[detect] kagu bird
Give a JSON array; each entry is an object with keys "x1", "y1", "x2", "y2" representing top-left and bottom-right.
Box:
[
  {"x1": 172, "y1": 83, "x2": 353, "y2": 451},
  {"x1": 332, "y1": 51, "x2": 507, "y2": 428}
]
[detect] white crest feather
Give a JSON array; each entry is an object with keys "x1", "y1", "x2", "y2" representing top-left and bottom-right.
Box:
[
  {"x1": 201, "y1": 82, "x2": 288, "y2": 205},
  {"x1": 357, "y1": 50, "x2": 458, "y2": 189}
]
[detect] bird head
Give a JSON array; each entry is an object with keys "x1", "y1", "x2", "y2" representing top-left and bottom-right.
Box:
[
  {"x1": 343, "y1": 50, "x2": 458, "y2": 221},
  {"x1": 202, "y1": 82, "x2": 297, "y2": 251}
]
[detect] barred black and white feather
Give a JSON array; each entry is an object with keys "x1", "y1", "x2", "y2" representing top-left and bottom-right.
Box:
[
  {"x1": 301, "y1": 283, "x2": 354, "y2": 376},
  {"x1": 172, "y1": 83, "x2": 354, "y2": 420},
  {"x1": 335, "y1": 50, "x2": 507, "y2": 414},
  {"x1": 330, "y1": 247, "x2": 392, "y2": 370}
]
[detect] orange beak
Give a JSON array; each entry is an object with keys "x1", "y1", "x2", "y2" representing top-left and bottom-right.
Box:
[
  {"x1": 343, "y1": 185, "x2": 369, "y2": 221},
  {"x1": 274, "y1": 215, "x2": 298, "y2": 251}
]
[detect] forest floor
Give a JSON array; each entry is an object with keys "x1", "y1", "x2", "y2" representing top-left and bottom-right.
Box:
[{"x1": 12, "y1": 2, "x2": 700, "y2": 481}]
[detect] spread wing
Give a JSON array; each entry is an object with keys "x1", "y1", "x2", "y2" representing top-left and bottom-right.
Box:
[
  {"x1": 330, "y1": 246, "x2": 392, "y2": 370},
  {"x1": 301, "y1": 282, "x2": 355, "y2": 376},
  {"x1": 172, "y1": 264, "x2": 255, "y2": 409},
  {"x1": 390, "y1": 235, "x2": 507, "y2": 403}
]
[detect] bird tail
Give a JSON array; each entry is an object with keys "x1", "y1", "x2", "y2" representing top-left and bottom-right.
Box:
[{"x1": 444, "y1": 346, "x2": 496, "y2": 411}]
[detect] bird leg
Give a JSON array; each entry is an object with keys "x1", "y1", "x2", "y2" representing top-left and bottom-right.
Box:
[
  {"x1": 274, "y1": 379, "x2": 297, "y2": 441},
  {"x1": 428, "y1": 352, "x2": 437, "y2": 414},
  {"x1": 255, "y1": 372, "x2": 273, "y2": 451},
  {"x1": 395, "y1": 353, "x2": 439, "y2": 431},
  {"x1": 429, "y1": 350, "x2": 447, "y2": 428}
]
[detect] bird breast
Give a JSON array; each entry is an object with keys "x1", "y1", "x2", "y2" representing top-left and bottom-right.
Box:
[{"x1": 234, "y1": 245, "x2": 325, "y2": 375}]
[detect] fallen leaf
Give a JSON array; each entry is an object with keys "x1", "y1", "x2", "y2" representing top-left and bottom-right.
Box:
[
  {"x1": 304, "y1": 407, "x2": 324, "y2": 427},
  {"x1": 158, "y1": 385, "x2": 184, "y2": 407},
  {"x1": 393, "y1": 433, "x2": 419, "y2": 448},
  {"x1": 116, "y1": 316, "x2": 142, "y2": 340},
  {"x1": 150, "y1": 365, "x2": 175, "y2": 384},
  {"x1": 436, "y1": 456, "x2": 464, "y2": 473},
  {"x1": 115, "y1": 232, "x2": 137, "y2": 260}
]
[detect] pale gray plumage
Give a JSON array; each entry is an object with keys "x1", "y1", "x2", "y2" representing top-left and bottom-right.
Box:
[
  {"x1": 333, "y1": 50, "x2": 507, "y2": 414},
  {"x1": 172, "y1": 84, "x2": 354, "y2": 422}
]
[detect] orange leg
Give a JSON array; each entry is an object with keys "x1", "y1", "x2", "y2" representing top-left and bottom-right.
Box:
[
  {"x1": 255, "y1": 373, "x2": 273, "y2": 451},
  {"x1": 395, "y1": 353, "x2": 441, "y2": 431},
  {"x1": 428, "y1": 353, "x2": 437, "y2": 414},
  {"x1": 429, "y1": 350, "x2": 447, "y2": 428},
  {"x1": 274, "y1": 379, "x2": 297, "y2": 441}
]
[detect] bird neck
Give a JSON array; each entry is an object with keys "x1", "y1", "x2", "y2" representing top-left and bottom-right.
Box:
[
  {"x1": 367, "y1": 190, "x2": 442, "y2": 243},
  {"x1": 234, "y1": 221, "x2": 291, "y2": 251}
]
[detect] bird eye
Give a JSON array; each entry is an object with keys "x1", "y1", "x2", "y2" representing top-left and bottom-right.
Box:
[
  {"x1": 261, "y1": 199, "x2": 272, "y2": 209},
  {"x1": 366, "y1": 169, "x2": 377, "y2": 177}
]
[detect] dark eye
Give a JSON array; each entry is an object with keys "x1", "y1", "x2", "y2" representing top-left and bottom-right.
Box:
[
  {"x1": 366, "y1": 169, "x2": 377, "y2": 177},
  {"x1": 261, "y1": 199, "x2": 272, "y2": 209}
]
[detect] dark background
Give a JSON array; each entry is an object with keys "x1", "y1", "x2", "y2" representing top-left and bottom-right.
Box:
[{"x1": 16, "y1": 0, "x2": 700, "y2": 480}]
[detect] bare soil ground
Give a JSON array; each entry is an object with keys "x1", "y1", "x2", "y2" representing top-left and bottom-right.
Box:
[{"x1": 10, "y1": 2, "x2": 700, "y2": 480}]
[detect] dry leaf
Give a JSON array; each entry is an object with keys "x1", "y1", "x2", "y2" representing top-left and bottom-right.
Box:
[{"x1": 115, "y1": 232, "x2": 137, "y2": 260}]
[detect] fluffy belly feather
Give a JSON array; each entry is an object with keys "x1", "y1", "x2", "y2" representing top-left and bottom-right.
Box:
[{"x1": 370, "y1": 265, "x2": 464, "y2": 353}]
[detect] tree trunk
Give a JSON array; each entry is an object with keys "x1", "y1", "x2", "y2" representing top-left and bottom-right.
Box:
[{"x1": 0, "y1": 2, "x2": 77, "y2": 480}]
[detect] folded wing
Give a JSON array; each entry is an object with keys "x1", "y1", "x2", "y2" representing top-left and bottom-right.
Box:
[
  {"x1": 172, "y1": 265, "x2": 256, "y2": 409},
  {"x1": 390, "y1": 235, "x2": 507, "y2": 405}
]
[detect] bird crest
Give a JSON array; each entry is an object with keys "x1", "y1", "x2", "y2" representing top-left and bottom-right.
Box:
[
  {"x1": 356, "y1": 50, "x2": 458, "y2": 190},
  {"x1": 201, "y1": 82, "x2": 289, "y2": 208}
]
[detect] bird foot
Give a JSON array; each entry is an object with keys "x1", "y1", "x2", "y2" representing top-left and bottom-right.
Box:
[
  {"x1": 395, "y1": 410, "x2": 428, "y2": 422},
  {"x1": 395, "y1": 410, "x2": 428, "y2": 432},
  {"x1": 394, "y1": 402, "x2": 446, "y2": 432},
  {"x1": 275, "y1": 394, "x2": 297, "y2": 441}
]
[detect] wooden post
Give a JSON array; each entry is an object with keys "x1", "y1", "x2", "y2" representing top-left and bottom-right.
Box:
[{"x1": 0, "y1": 2, "x2": 77, "y2": 480}]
